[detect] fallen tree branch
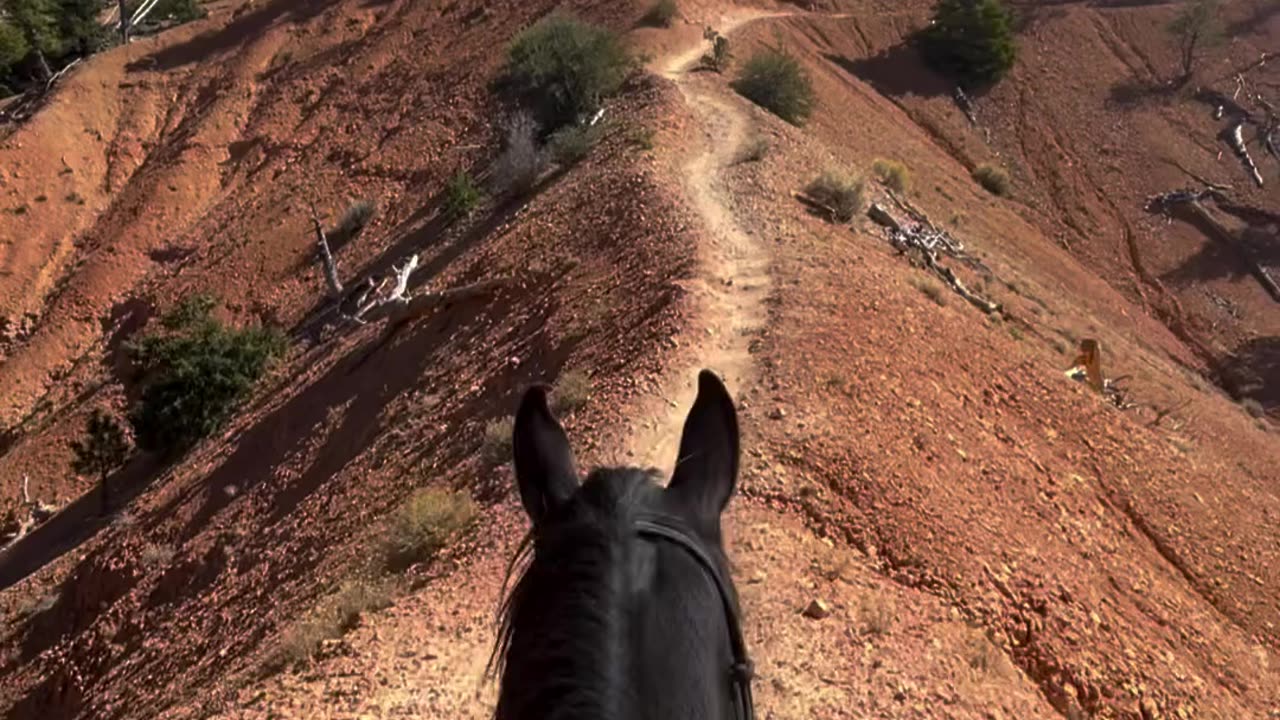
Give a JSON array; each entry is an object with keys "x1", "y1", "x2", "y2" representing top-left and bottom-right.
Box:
[
  {"x1": 1224, "y1": 121, "x2": 1265, "y2": 187},
  {"x1": 791, "y1": 191, "x2": 839, "y2": 223},
  {"x1": 387, "y1": 277, "x2": 509, "y2": 326},
  {"x1": 305, "y1": 204, "x2": 507, "y2": 332},
  {"x1": 1145, "y1": 188, "x2": 1280, "y2": 302},
  {"x1": 311, "y1": 204, "x2": 344, "y2": 299},
  {"x1": 869, "y1": 204, "x2": 1002, "y2": 315}
]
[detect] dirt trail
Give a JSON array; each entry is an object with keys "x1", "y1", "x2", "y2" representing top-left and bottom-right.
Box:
[{"x1": 629, "y1": 8, "x2": 779, "y2": 474}]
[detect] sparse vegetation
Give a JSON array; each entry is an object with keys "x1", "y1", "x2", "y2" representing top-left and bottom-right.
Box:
[
  {"x1": 1168, "y1": 0, "x2": 1222, "y2": 84},
  {"x1": 972, "y1": 164, "x2": 1011, "y2": 196},
  {"x1": 702, "y1": 27, "x2": 731, "y2": 73},
  {"x1": 855, "y1": 592, "x2": 895, "y2": 636},
  {"x1": 805, "y1": 169, "x2": 866, "y2": 222},
  {"x1": 70, "y1": 409, "x2": 131, "y2": 515},
  {"x1": 963, "y1": 626, "x2": 1013, "y2": 678},
  {"x1": 127, "y1": 294, "x2": 286, "y2": 456},
  {"x1": 65, "y1": 191, "x2": 85, "y2": 204},
  {"x1": 919, "y1": 0, "x2": 1017, "y2": 88},
  {"x1": 911, "y1": 276, "x2": 947, "y2": 306},
  {"x1": 329, "y1": 199, "x2": 376, "y2": 245},
  {"x1": 382, "y1": 488, "x2": 476, "y2": 571},
  {"x1": 14, "y1": 591, "x2": 57, "y2": 620},
  {"x1": 500, "y1": 14, "x2": 631, "y2": 132},
  {"x1": 332, "y1": 579, "x2": 391, "y2": 631},
  {"x1": 1008, "y1": 325, "x2": 1024, "y2": 341},
  {"x1": 642, "y1": 0, "x2": 678, "y2": 28},
  {"x1": 1241, "y1": 398, "x2": 1266, "y2": 419},
  {"x1": 139, "y1": 543, "x2": 175, "y2": 569},
  {"x1": 554, "y1": 369, "x2": 592, "y2": 414},
  {"x1": 483, "y1": 417, "x2": 515, "y2": 463},
  {"x1": 442, "y1": 170, "x2": 483, "y2": 221},
  {"x1": 549, "y1": 122, "x2": 604, "y2": 165},
  {"x1": 872, "y1": 158, "x2": 911, "y2": 194},
  {"x1": 732, "y1": 47, "x2": 815, "y2": 125},
  {"x1": 275, "y1": 579, "x2": 391, "y2": 668},
  {"x1": 628, "y1": 125, "x2": 655, "y2": 151},
  {"x1": 493, "y1": 111, "x2": 548, "y2": 197},
  {"x1": 735, "y1": 136, "x2": 770, "y2": 164},
  {"x1": 275, "y1": 614, "x2": 334, "y2": 668}
]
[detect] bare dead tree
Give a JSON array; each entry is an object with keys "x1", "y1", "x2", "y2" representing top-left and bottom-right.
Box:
[
  {"x1": 1224, "y1": 121, "x2": 1265, "y2": 188},
  {"x1": 1169, "y1": 0, "x2": 1223, "y2": 86},
  {"x1": 307, "y1": 205, "x2": 508, "y2": 331}
]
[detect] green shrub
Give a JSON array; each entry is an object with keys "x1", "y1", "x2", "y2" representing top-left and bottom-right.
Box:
[
  {"x1": 805, "y1": 169, "x2": 865, "y2": 222},
  {"x1": 0, "y1": 21, "x2": 28, "y2": 78},
  {"x1": 918, "y1": 0, "x2": 1017, "y2": 88},
  {"x1": 382, "y1": 488, "x2": 476, "y2": 571},
  {"x1": 972, "y1": 164, "x2": 1011, "y2": 196},
  {"x1": 501, "y1": 14, "x2": 631, "y2": 131},
  {"x1": 872, "y1": 158, "x2": 911, "y2": 193},
  {"x1": 330, "y1": 200, "x2": 375, "y2": 244},
  {"x1": 442, "y1": 171, "x2": 483, "y2": 220},
  {"x1": 70, "y1": 408, "x2": 131, "y2": 514},
  {"x1": 548, "y1": 122, "x2": 604, "y2": 165},
  {"x1": 554, "y1": 369, "x2": 592, "y2": 413},
  {"x1": 732, "y1": 47, "x2": 815, "y2": 125},
  {"x1": 643, "y1": 0, "x2": 678, "y2": 28},
  {"x1": 127, "y1": 295, "x2": 286, "y2": 456}
]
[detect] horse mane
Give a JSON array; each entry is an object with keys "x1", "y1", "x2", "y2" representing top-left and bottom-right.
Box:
[{"x1": 491, "y1": 467, "x2": 664, "y2": 720}]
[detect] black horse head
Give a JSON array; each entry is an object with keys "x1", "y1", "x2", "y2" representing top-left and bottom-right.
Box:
[{"x1": 493, "y1": 370, "x2": 751, "y2": 720}]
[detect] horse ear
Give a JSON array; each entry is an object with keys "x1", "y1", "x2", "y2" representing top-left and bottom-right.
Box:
[
  {"x1": 512, "y1": 385, "x2": 579, "y2": 525},
  {"x1": 667, "y1": 370, "x2": 740, "y2": 538}
]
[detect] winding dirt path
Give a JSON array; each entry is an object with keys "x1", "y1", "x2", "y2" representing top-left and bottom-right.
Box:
[{"x1": 628, "y1": 8, "x2": 780, "y2": 474}]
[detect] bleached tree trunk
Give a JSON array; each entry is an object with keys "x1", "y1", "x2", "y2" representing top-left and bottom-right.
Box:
[{"x1": 119, "y1": 0, "x2": 130, "y2": 44}]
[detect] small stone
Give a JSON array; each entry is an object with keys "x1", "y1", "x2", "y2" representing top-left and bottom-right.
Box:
[
  {"x1": 802, "y1": 599, "x2": 831, "y2": 619},
  {"x1": 768, "y1": 407, "x2": 786, "y2": 420}
]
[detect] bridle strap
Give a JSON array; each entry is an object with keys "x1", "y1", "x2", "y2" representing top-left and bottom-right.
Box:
[{"x1": 635, "y1": 517, "x2": 755, "y2": 720}]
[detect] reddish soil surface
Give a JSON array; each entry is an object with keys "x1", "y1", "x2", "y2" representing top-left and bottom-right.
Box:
[{"x1": 1, "y1": 1, "x2": 1277, "y2": 719}]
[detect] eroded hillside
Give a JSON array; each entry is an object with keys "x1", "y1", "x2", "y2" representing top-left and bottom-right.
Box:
[{"x1": 0, "y1": 0, "x2": 1277, "y2": 719}]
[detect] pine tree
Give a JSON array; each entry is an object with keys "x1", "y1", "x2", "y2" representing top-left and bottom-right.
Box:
[
  {"x1": 70, "y1": 409, "x2": 132, "y2": 515},
  {"x1": 919, "y1": 0, "x2": 1017, "y2": 89}
]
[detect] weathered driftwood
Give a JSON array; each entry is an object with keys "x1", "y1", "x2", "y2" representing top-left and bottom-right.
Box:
[
  {"x1": 866, "y1": 203, "x2": 900, "y2": 231},
  {"x1": 792, "y1": 191, "x2": 840, "y2": 223},
  {"x1": 870, "y1": 204, "x2": 1002, "y2": 315},
  {"x1": 1, "y1": 475, "x2": 56, "y2": 550},
  {"x1": 311, "y1": 204, "x2": 344, "y2": 298},
  {"x1": 1225, "y1": 121, "x2": 1265, "y2": 188},
  {"x1": 308, "y1": 205, "x2": 508, "y2": 329}
]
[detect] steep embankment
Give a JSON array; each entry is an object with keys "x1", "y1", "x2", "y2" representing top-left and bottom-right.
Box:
[
  {"x1": 1, "y1": 1, "x2": 1278, "y2": 719},
  {"x1": 0, "y1": 0, "x2": 707, "y2": 716}
]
